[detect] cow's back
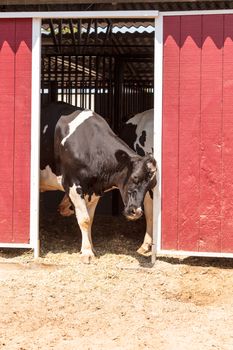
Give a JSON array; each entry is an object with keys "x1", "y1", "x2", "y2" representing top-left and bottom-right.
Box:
[{"x1": 54, "y1": 108, "x2": 135, "y2": 196}]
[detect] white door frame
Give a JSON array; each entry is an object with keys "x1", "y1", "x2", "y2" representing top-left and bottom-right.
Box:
[{"x1": 0, "y1": 11, "x2": 158, "y2": 258}]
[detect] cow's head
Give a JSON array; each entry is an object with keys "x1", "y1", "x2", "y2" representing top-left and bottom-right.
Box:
[{"x1": 115, "y1": 150, "x2": 157, "y2": 220}]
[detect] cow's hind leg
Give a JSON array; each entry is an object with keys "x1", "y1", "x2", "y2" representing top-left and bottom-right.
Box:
[
  {"x1": 137, "y1": 191, "x2": 153, "y2": 255},
  {"x1": 69, "y1": 184, "x2": 99, "y2": 263}
]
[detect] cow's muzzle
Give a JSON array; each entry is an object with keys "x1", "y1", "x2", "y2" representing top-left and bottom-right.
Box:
[{"x1": 124, "y1": 207, "x2": 143, "y2": 221}]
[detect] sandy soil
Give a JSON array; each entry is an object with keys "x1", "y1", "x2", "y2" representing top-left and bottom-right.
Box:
[{"x1": 0, "y1": 211, "x2": 233, "y2": 350}]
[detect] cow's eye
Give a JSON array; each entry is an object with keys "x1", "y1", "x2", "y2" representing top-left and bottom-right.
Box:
[{"x1": 132, "y1": 175, "x2": 139, "y2": 184}]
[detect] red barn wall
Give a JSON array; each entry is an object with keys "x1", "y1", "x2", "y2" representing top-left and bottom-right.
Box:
[
  {"x1": 0, "y1": 18, "x2": 32, "y2": 243},
  {"x1": 162, "y1": 14, "x2": 233, "y2": 253}
]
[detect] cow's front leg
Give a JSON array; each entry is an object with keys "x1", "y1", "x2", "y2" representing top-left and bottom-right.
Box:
[
  {"x1": 86, "y1": 195, "x2": 100, "y2": 254},
  {"x1": 69, "y1": 184, "x2": 99, "y2": 263},
  {"x1": 137, "y1": 191, "x2": 153, "y2": 255}
]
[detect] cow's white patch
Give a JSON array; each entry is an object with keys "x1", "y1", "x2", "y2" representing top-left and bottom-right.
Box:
[
  {"x1": 69, "y1": 184, "x2": 99, "y2": 210},
  {"x1": 43, "y1": 125, "x2": 48, "y2": 134},
  {"x1": 127, "y1": 109, "x2": 154, "y2": 154},
  {"x1": 40, "y1": 165, "x2": 64, "y2": 192},
  {"x1": 69, "y1": 184, "x2": 100, "y2": 261},
  {"x1": 61, "y1": 110, "x2": 93, "y2": 146},
  {"x1": 69, "y1": 184, "x2": 92, "y2": 252}
]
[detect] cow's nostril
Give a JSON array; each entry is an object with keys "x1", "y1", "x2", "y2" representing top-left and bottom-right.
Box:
[{"x1": 131, "y1": 208, "x2": 142, "y2": 217}]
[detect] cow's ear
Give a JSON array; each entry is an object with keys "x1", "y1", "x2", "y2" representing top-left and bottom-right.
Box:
[
  {"x1": 115, "y1": 150, "x2": 131, "y2": 166},
  {"x1": 146, "y1": 156, "x2": 157, "y2": 174}
]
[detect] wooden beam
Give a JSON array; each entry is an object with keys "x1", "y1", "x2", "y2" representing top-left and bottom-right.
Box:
[
  {"x1": 0, "y1": 0, "x2": 228, "y2": 4},
  {"x1": 49, "y1": 19, "x2": 59, "y2": 53},
  {"x1": 68, "y1": 18, "x2": 77, "y2": 53},
  {"x1": 58, "y1": 18, "x2": 62, "y2": 51},
  {"x1": 84, "y1": 18, "x2": 92, "y2": 48}
]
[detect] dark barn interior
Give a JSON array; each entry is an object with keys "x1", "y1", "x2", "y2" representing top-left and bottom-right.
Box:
[{"x1": 40, "y1": 16, "x2": 155, "y2": 215}]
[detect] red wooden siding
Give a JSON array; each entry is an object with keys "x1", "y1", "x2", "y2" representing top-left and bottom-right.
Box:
[
  {"x1": 221, "y1": 15, "x2": 233, "y2": 252},
  {"x1": 162, "y1": 16, "x2": 180, "y2": 250},
  {"x1": 162, "y1": 14, "x2": 233, "y2": 253},
  {"x1": 0, "y1": 19, "x2": 32, "y2": 243}
]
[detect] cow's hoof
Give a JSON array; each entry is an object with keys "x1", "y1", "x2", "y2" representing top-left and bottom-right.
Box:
[
  {"x1": 137, "y1": 244, "x2": 152, "y2": 256},
  {"x1": 80, "y1": 250, "x2": 95, "y2": 264}
]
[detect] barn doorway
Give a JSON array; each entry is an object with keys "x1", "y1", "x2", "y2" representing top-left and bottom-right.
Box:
[{"x1": 39, "y1": 13, "x2": 156, "y2": 257}]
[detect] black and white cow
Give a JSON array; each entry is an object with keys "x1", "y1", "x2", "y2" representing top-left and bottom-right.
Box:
[
  {"x1": 120, "y1": 109, "x2": 154, "y2": 255},
  {"x1": 40, "y1": 102, "x2": 157, "y2": 263}
]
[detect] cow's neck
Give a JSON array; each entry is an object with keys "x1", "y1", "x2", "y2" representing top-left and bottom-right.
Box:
[
  {"x1": 107, "y1": 163, "x2": 130, "y2": 190},
  {"x1": 107, "y1": 146, "x2": 136, "y2": 189}
]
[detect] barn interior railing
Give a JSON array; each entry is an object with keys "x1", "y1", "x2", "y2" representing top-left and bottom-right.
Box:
[{"x1": 40, "y1": 17, "x2": 154, "y2": 134}]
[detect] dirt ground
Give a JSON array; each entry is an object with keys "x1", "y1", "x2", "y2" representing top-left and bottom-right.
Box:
[{"x1": 1, "y1": 208, "x2": 233, "y2": 350}]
